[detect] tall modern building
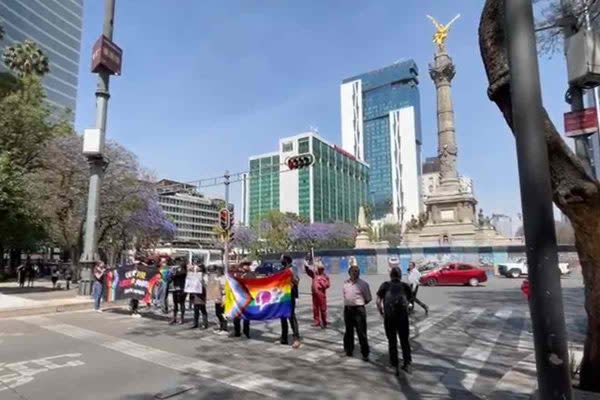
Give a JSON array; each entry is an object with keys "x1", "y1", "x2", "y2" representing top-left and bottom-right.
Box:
[
  {"x1": 0, "y1": 0, "x2": 83, "y2": 119},
  {"x1": 246, "y1": 132, "x2": 369, "y2": 226},
  {"x1": 157, "y1": 180, "x2": 230, "y2": 249},
  {"x1": 421, "y1": 156, "x2": 441, "y2": 206},
  {"x1": 421, "y1": 156, "x2": 473, "y2": 211},
  {"x1": 341, "y1": 60, "x2": 422, "y2": 227}
]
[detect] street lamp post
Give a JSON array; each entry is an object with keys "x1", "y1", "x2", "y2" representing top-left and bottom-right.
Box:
[
  {"x1": 504, "y1": 0, "x2": 573, "y2": 398},
  {"x1": 79, "y1": 0, "x2": 116, "y2": 295}
]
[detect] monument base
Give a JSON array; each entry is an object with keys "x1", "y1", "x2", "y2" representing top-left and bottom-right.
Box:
[{"x1": 404, "y1": 223, "x2": 513, "y2": 247}]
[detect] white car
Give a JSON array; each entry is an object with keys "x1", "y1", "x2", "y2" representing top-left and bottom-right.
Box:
[{"x1": 497, "y1": 259, "x2": 571, "y2": 278}]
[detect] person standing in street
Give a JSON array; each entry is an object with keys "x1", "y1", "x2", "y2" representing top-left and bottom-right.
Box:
[
  {"x1": 377, "y1": 266, "x2": 413, "y2": 375},
  {"x1": 233, "y1": 261, "x2": 253, "y2": 338},
  {"x1": 51, "y1": 266, "x2": 59, "y2": 289},
  {"x1": 304, "y1": 257, "x2": 330, "y2": 328},
  {"x1": 169, "y1": 260, "x2": 187, "y2": 325},
  {"x1": 92, "y1": 262, "x2": 106, "y2": 312},
  {"x1": 342, "y1": 258, "x2": 372, "y2": 361},
  {"x1": 129, "y1": 261, "x2": 142, "y2": 318},
  {"x1": 25, "y1": 262, "x2": 35, "y2": 288},
  {"x1": 279, "y1": 255, "x2": 301, "y2": 348},
  {"x1": 407, "y1": 262, "x2": 428, "y2": 315},
  {"x1": 213, "y1": 266, "x2": 228, "y2": 335},
  {"x1": 187, "y1": 263, "x2": 209, "y2": 329},
  {"x1": 64, "y1": 266, "x2": 72, "y2": 290}
]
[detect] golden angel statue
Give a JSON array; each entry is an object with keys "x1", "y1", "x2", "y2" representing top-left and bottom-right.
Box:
[{"x1": 426, "y1": 14, "x2": 461, "y2": 47}]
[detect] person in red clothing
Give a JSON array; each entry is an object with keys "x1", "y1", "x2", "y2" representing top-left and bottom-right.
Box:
[
  {"x1": 304, "y1": 257, "x2": 330, "y2": 328},
  {"x1": 521, "y1": 279, "x2": 531, "y2": 301}
]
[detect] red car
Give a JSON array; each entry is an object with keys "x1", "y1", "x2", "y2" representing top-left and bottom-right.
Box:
[{"x1": 419, "y1": 262, "x2": 487, "y2": 287}]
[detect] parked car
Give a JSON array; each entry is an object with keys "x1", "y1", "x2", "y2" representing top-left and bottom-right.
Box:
[
  {"x1": 497, "y1": 259, "x2": 570, "y2": 278},
  {"x1": 419, "y1": 262, "x2": 488, "y2": 287}
]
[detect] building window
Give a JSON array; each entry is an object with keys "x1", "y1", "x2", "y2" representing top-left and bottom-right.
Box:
[{"x1": 282, "y1": 141, "x2": 293, "y2": 152}]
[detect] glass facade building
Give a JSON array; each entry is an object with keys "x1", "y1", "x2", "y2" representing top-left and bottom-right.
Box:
[
  {"x1": 248, "y1": 153, "x2": 280, "y2": 225},
  {"x1": 0, "y1": 0, "x2": 83, "y2": 119},
  {"x1": 341, "y1": 60, "x2": 422, "y2": 226},
  {"x1": 246, "y1": 132, "x2": 369, "y2": 226}
]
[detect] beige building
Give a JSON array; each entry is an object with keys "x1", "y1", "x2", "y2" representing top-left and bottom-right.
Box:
[{"x1": 157, "y1": 179, "x2": 228, "y2": 248}]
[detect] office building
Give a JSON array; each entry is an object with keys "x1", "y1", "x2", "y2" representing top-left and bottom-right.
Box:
[
  {"x1": 247, "y1": 132, "x2": 369, "y2": 226},
  {"x1": 491, "y1": 214, "x2": 513, "y2": 238},
  {"x1": 421, "y1": 156, "x2": 440, "y2": 205},
  {"x1": 421, "y1": 156, "x2": 473, "y2": 213},
  {"x1": 341, "y1": 60, "x2": 422, "y2": 226},
  {"x1": 156, "y1": 179, "x2": 230, "y2": 248},
  {"x1": 0, "y1": 0, "x2": 83, "y2": 119}
]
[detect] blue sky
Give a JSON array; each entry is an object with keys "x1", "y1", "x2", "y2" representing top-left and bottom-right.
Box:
[{"x1": 74, "y1": 0, "x2": 570, "y2": 228}]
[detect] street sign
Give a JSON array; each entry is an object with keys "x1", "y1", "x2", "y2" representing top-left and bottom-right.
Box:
[
  {"x1": 564, "y1": 107, "x2": 598, "y2": 137},
  {"x1": 91, "y1": 35, "x2": 122, "y2": 75}
]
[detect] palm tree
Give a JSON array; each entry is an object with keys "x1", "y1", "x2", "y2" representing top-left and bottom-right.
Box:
[{"x1": 3, "y1": 40, "x2": 49, "y2": 77}]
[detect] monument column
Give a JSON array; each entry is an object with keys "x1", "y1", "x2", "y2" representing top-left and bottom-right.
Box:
[{"x1": 430, "y1": 45, "x2": 459, "y2": 188}]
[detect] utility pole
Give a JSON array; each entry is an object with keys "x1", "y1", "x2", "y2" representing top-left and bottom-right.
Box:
[
  {"x1": 79, "y1": 0, "x2": 117, "y2": 295},
  {"x1": 504, "y1": 1, "x2": 573, "y2": 399},
  {"x1": 223, "y1": 171, "x2": 230, "y2": 274},
  {"x1": 562, "y1": 0, "x2": 595, "y2": 175}
]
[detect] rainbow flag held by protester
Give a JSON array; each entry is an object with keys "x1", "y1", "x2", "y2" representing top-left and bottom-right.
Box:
[{"x1": 225, "y1": 269, "x2": 292, "y2": 321}]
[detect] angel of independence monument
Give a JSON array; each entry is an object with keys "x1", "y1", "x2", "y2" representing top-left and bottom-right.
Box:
[{"x1": 405, "y1": 15, "x2": 507, "y2": 246}]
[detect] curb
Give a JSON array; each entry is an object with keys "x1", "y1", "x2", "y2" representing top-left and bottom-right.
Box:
[{"x1": 0, "y1": 300, "x2": 93, "y2": 319}]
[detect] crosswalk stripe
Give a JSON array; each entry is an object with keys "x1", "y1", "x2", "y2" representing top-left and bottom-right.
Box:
[
  {"x1": 411, "y1": 306, "x2": 461, "y2": 338},
  {"x1": 441, "y1": 309, "x2": 513, "y2": 392},
  {"x1": 491, "y1": 353, "x2": 537, "y2": 398},
  {"x1": 303, "y1": 348, "x2": 336, "y2": 362},
  {"x1": 517, "y1": 317, "x2": 534, "y2": 352},
  {"x1": 21, "y1": 320, "x2": 320, "y2": 399}
]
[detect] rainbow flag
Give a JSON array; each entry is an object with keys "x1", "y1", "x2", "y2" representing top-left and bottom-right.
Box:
[{"x1": 225, "y1": 269, "x2": 292, "y2": 321}]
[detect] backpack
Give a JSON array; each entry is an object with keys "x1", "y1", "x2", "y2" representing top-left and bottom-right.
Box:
[{"x1": 384, "y1": 281, "x2": 410, "y2": 314}]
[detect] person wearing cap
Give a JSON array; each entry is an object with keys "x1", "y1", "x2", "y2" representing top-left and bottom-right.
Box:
[
  {"x1": 407, "y1": 261, "x2": 429, "y2": 315},
  {"x1": 342, "y1": 258, "x2": 372, "y2": 361},
  {"x1": 377, "y1": 266, "x2": 414, "y2": 375},
  {"x1": 279, "y1": 254, "x2": 301, "y2": 348},
  {"x1": 304, "y1": 257, "x2": 330, "y2": 328}
]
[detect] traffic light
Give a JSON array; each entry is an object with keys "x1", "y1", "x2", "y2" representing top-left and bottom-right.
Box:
[
  {"x1": 228, "y1": 209, "x2": 235, "y2": 242},
  {"x1": 286, "y1": 154, "x2": 314, "y2": 170},
  {"x1": 219, "y1": 208, "x2": 230, "y2": 230}
]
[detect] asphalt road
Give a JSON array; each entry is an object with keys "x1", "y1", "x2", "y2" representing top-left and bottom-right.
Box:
[{"x1": 0, "y1": 273, "x2": 586, "y2": 400}]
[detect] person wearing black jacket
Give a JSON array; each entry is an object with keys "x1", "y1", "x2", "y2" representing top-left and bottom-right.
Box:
[
  {"x1": 169, "y1": 260, "x2": 187, "y2": 325},
  {"x1": 279, "y1": 255, "x2": 300, "y2": 348},
  {"x1": 376, "y1": 266, "x2": 414, "y2": 375}
]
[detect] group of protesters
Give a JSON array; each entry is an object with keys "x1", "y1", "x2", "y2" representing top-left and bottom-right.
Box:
[{"x1": 90, "y1": 253, "x2": 428, "y2": 377}]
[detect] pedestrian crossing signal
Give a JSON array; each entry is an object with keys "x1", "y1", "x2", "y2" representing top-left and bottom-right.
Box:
[{"x1": 286, "y1": 154, "x2": 314, "y2": 170}]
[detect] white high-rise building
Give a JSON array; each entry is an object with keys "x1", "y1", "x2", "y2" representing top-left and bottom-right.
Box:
[{"x1": 340, "y1": 60, "x2": 422, "y2": 229}]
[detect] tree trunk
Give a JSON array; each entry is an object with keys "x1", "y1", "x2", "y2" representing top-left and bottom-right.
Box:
[{"x1": 479, "y1": 0, "x2": 600, "y2": 391}]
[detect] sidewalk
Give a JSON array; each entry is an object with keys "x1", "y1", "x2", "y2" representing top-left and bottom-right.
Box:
[{"x1": 0, "y1": 279, "x2": 93, "y2": 318}]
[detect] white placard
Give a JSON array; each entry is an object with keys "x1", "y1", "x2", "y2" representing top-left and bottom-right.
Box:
[{"x1": 184, "y1": 272, "x2": 204, "y2": 294}]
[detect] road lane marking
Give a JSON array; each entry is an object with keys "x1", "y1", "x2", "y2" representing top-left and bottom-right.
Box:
[
  {"x1": 441, "y1": 309, "x2": 513, "y2": 392},
  {"x1": 22, "y1": 320, "x2": 318, "y2": 399},
  {"x1": 411, "y1": 306, "x2": 461, "y2": 338},
  {"x1": 0, "y1": 353, "x2": 84, "y2": 392}
]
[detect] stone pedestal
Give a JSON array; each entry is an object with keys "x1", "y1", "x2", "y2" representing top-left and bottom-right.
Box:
[{"x1": 354, "y1": 230, "x2": 372, "y2": 249}]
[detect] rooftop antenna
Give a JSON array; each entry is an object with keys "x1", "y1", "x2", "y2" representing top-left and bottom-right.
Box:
[{"x1": 309, "y1": 125, "x2": 319, "y2": 134}]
